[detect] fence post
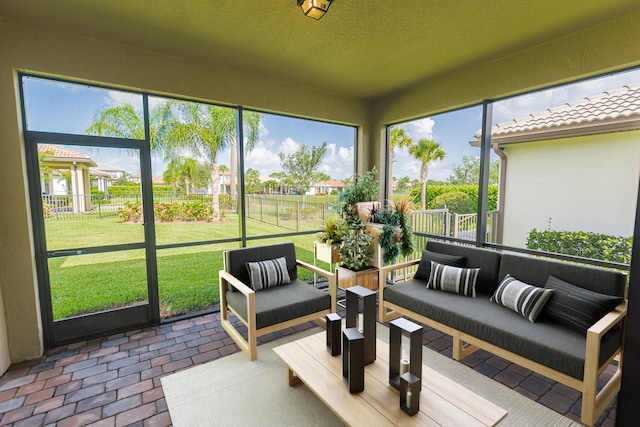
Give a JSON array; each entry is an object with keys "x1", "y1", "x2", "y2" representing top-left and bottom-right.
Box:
[
  {"x1": 445, "y1": 211, "x2": 450, "y2": 236},
  {"x1": 260, "y1": 196, "x2": 263, "y2": 223},
  {"x1": 453, "y1": 213, "x2": 459, "y2": 238},
  {"x1": 276, "y1": 199, "x2": 280, "y2": 227},
  {"x1": 296, "y1": 201, "x2": 300, "y2": 231}
]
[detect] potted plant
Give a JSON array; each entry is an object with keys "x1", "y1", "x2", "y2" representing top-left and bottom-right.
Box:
[
  {"x1": 315, "y1": 214, "x2": 346, "y2": 264},
  {"x1": 336, "y1": 216, "x2": 378, "y2": 289},
  {"x1": 367, "y1": 194, "x2": 415, "y2": 266},
  {"x1": 336, "y1": 167, "x2": 380, "y2": 222}
]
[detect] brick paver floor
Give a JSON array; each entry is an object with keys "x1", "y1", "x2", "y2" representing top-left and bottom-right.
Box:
[{"x1": 0, "y1": 299, "x2": 618, "y2": 426}]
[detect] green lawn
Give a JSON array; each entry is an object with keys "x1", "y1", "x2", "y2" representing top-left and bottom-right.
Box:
[{"x1": 46, "y1": 214, "x2": 328, "y2": 319}]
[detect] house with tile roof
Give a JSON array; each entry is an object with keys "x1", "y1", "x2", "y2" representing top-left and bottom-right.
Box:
[
  {"x1": 38, "y1": 143, "x2": 97, "y2": 213},
  {"x1": 477, "y1": 84, "x2": 640, "y2": 247},
  {"x1": 306, "y1": 179, "x2": 346, "y2": 195}
]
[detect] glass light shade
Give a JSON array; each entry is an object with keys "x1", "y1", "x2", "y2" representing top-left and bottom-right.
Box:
[{"x1": 298, "y1": 0, "x2": 332, "y2": 20}]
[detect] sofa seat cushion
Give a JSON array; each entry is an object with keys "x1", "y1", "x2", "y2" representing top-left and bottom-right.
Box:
[
  {"x1": 226, "y1": 280, "x2": 330, "y2": 329},
  {"x1": 384, "y1": 281, "x2": 622, "y2": 379}
]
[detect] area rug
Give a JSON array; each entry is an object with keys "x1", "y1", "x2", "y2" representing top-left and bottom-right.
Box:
[{"x1": 162, "y1": 325, "x2": 581, "y2": 426}]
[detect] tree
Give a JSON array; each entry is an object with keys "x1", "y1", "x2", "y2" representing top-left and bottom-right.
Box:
[
  {"x1": 163, "y1": 101, "x2": 237, "y2": 219},
  {"x1": 86, "y1": 101, "x2": 174, "y2": 152},
  {"x1": 388, "y1": 127, "x2": 413, "y2": 195},
  {"x1": 223, "y1": 111, "x2": 261, "y2": 204},
  {"x1": 278, "y1": 142, "x2": 328, "y2": 197},
  {"x1": 163, "y1": 157, "x2": 210, "y2": 195},
  {"x1": 409, "y1": 139, "x2": 446, "y2": 209},
  {"x1": 448, "y1": 154, "x2": 499, "y2": 185},
  {"x1": 245, "y1": 168, "x2": 262, "y2": 194},
  {"x1": 396, "y1": 176, "x2": 411, "y2": 192}
]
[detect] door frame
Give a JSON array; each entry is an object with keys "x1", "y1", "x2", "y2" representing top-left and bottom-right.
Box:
[{"x1": 24, "y1": 129, "x2": 160, "y2": 348}]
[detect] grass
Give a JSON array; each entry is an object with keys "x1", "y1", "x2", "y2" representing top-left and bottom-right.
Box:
[{"x1": 46, "y1": 213, "x2": 329, "y2": 319}]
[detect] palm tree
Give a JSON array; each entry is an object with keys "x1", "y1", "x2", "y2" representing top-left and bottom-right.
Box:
[
  {"x1": 230, "y1": 111, "x2": 261, "y2": 207},
  {"x1": 388, "y1": 127, "x2": 413, "y2": 194},
  {"x1": 409, "y1": 139, "x2": 446, "y2": 209},
  {"x1": 86, "y1": 101, "x2": 174, "y2": 152}
]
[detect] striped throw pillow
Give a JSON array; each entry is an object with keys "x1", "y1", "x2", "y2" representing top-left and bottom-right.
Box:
[
  {"x1": 427, "y1": 261, "x2": 480, "y2": 297},
  {"x1": 491, "y1": 275, "x2": 553, "y2": 322},
  {"x1": 246, "y1": 257, "x2": 291, "y2": 291}
]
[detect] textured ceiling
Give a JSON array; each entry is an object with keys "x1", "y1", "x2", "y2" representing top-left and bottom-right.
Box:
[{"x1": 1, "y1": 0, "x2": 639, "y2": 99}]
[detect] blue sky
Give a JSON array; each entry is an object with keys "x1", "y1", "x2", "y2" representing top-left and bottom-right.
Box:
[{"x1": 22, "y1": 67, "x2": 640, "y2": 182}]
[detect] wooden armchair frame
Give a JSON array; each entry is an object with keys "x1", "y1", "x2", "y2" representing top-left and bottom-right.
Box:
[{"x1": 220, "y1": 258, "x2": 336, "y2": 360}]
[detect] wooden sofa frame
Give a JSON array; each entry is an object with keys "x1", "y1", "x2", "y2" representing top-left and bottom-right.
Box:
[
  {"x1": 220, "y1": 258, "x2": 336, "y2": 360},
  {"x1": 378, "y1": 258, "x2": 627, "y2": 426}
]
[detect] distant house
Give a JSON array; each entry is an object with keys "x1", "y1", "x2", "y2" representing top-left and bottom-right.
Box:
[
  {"x1": 306, "y1": 179, "x2": 346, "y2": 195},
  {"x1": 476, "y1": 84, "x2": 640, "y2": 247},
  {"x1": 38, "y1": 144, "x2": 97, "y2": 213}
]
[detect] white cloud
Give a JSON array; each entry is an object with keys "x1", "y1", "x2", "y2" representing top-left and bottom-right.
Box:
[
  {"x1": 244, "y1": 142, "x2": 282, "y2": 176},
  {"x1": 278, "y1": 137, "x2": 299, "y2": 156},
  {"x1": 403, "y1": 117, "x2": 435, "y2": 140},
  {"x1": 319, "y1": 143, "x2": 354, "y2": 180},
  {"x1": 106, "y1": 90, "x2": 143, "y2": 107}
]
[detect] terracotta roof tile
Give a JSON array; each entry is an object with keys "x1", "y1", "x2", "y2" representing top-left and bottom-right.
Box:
[{"x1": 478, "y1": 84, "x2": 640, "y2": 142}]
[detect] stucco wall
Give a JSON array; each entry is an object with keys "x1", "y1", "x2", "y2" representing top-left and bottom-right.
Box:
[
  {"x1": 501, "y1": 132, "x2": 640, "y2": 248},
  {"x1": 0, "y1": 17, "x2": 368, "y2": 366}
]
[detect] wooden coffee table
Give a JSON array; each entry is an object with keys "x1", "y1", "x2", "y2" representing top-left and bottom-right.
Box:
[{"x1": 273, "y1": 331, "x2": 507, "y2": 426}]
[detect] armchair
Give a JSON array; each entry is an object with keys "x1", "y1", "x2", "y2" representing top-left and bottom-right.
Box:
[{"x1": 219, "y1": 242, "x2": 337, "y2": 360}]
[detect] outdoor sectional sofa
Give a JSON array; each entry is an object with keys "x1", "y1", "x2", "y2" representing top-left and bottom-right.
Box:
[{"x1": 379, "y1": 241, "x2": 627, "y2": 426}]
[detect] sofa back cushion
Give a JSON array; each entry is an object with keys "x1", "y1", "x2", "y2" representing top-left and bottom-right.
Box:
[
  {"x1": 498, "y1": 253, "x2": 626, "y2": 298},
  {"x1": 426, "y1": 241, "x2": 502, "y2": 295},
  {"x1": 413, "y1": 250, "x2": 465, "y2": 282},
  {"x1": 225, "y1": 243, "x2": 298, "y2": 288}
]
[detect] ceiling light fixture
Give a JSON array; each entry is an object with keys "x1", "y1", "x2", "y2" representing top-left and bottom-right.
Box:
[{"x1": 297, "y1": 0, "x2": 333, "y2": 20}]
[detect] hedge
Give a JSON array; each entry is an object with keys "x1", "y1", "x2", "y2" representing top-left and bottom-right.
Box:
[
  {"x1": 108, "y1": 185, "x2": 173, "y2": 196},
  {"x1": 526, "y1": 228, "x2": 632, "y2": 264},
  {"x1": 410, "y1": 184, "x2": 498, "y2": 212}
]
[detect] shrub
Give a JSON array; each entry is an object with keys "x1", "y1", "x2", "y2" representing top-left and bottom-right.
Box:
[
  {"x1": 117, "y1": 201, "x2": 217, "y2": 222},
  {"x1": 409, "y1": 184, "x2": 498, "y2": 211},
  {"x1": 428, "y1": 191, "x2": 476, "y2": 214},
  {"x1": 117, "y1": 202, "x2": 143, "y2": 222},
  {"x1": 526, "y1": 229, "x2": 632, "y2": 264}
]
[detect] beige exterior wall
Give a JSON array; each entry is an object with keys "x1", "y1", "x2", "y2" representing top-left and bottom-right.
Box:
[
  {"x1": 501, "y1": 132, "x2": 640, "y2": 248},
  {"x1": 0, "y1": 10, "x2": 639, "y2": 369}
]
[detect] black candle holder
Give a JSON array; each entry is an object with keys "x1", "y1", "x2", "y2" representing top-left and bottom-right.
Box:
[
  {"x1": 326, "y1": 313, "x2": 342, "y2": 356},
  {"x1": 345, "y1": 285, "x2": 376, "y2": 365},
  {"x1": 342, "y1": 328, "x2": 364, "y2": 393},
  {"x1": 389, "y1": 317, "x2": 422, "y2": 391},
  {"x1": 400, "y1": 372, "x2": 421, "y2": 415}
]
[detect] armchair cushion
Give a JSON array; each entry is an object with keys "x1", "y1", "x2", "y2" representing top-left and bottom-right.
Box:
[
  {"x1": 225, "y1": 279, "x2": 331, "y2": 329},
  {"x1": 246, "y1": 256, "x2": 290, "y2": 291}
]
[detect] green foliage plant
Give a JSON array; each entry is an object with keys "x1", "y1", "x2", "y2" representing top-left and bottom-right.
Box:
[
  {"x1": 339, "y1": 217, "x2": 374, "y2": 271},
  {"x1": 527, "y1": 228, "x2": 632, "y2": 264},
  {"x1": 317, "y1": 214, "x2": 346, "y2": 246},
  {"x1": 336, "y1": 167, "x2": 380, "y2": 219},
  {"x1": 371, "y1": 195, "x2": 414, "y2": 264}
]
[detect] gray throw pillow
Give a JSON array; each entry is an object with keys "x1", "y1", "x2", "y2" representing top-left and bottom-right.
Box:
[
  {"x1": 245, "y1": 257, "x2": 291, "y2": 291},
  {"x1": 491, "y1": 274, "x2": 553, "y2": 323},
  {"x1": 414, "y1": 250, "x2": 465, "y2": 282},
  {"x1": 427, "y1": 261, "x2": 479, "y2": 297},
  {"x1": 544, "y1": 275, "x2": 623, "y2": 334}
]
